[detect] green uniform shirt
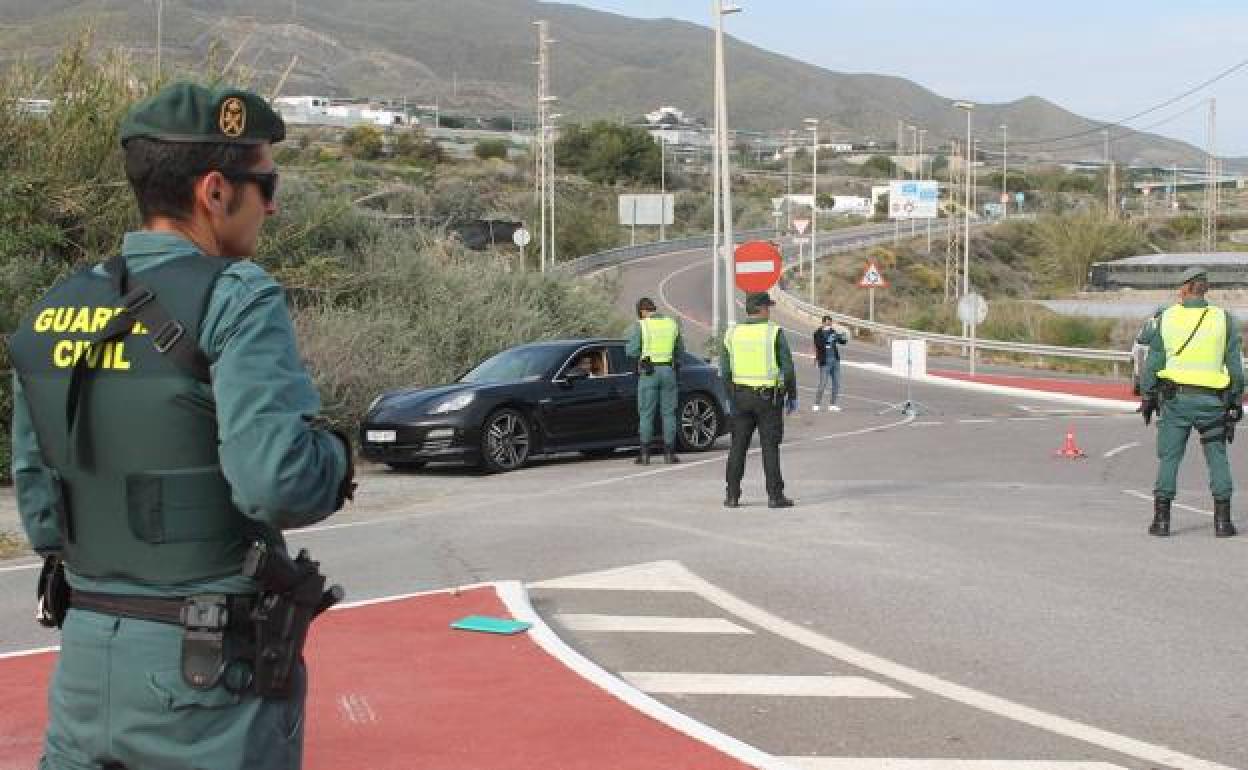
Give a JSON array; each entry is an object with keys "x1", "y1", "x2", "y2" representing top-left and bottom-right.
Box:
[
  {"x1": 11, "y1": 231, "x2": 348, "y2": 596},
  {"x1": 1141, "y1": 297, "x2": 1244, "y2": 398},
  {"x1": 719, "y1": 318, "x2": 797, "y2": 399},
  {"x1": 625, "y1": 314, "x2": 686, "y2": 361}
]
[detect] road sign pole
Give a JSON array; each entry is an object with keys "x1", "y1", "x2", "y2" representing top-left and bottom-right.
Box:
[{"x1": 868, "y1": 287, "x2": 875, "y2": 323}]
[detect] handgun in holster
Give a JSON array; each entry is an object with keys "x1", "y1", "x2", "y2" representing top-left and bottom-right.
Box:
[
  {"x1": 242, "y1": 541, "x2": 344, "y2": 698},
  {"x1": 36, "y1": 553, "x2": 70, "y2": 629},
  {"x1": 639, "y1": 356, "x2": 655, "y2": 375}
]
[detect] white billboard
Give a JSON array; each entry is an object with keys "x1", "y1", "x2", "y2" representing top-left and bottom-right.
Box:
[
  {"x1": 618, "y1": 194, "x2": 675, "y2": 226},
  {"x1": 888, "y1": 180, "x2": 940, "y2": 220}
]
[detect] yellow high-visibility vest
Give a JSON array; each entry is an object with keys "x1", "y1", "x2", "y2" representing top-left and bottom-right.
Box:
[
  {"x1": 1157, "y1": 304, "x2": 1230, "y2": 389},
  {"x1": 726, "y1": 322, "x2": 781, "y2": 386},
  {"x1": 639, "y1": 316, "x2": 680, "y2": 363}
]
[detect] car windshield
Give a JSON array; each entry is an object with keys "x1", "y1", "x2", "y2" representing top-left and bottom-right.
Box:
[{"x1": 460, "y1": 346, "x2": 567, "y2": 384}]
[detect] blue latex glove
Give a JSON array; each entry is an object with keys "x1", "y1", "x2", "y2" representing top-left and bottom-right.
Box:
[{"x1": 785, "y1": 396, "x2": 798, "y2": 416}]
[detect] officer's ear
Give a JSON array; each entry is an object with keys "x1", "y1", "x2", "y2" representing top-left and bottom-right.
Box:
[{"x1": 196, "y1": 171, "x2": 232, "y2": 217}]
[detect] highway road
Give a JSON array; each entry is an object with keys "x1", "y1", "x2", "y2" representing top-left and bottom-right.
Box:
[{"x1": 2, "y1": 229, "x2": 1246, "y2": 768}]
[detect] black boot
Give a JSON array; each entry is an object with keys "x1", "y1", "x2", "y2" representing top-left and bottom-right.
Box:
[
  {"x1": 724, "y1": 490, "x2": 740, "y2": 508},
  {"x1": 1214, "y1": 500, "x2": 1237, "y2": 538},
  {"x1": 1149, "y1": 498, "x2": 1171, "y2": 537},
  {"x1": 634, "y1": 446, "x2": 650, "y2": 465},
  {"x1": 768, "y1": 495, "x2": 795, "y2": 509},
  {"x1": 664, "y1": 445, "x2": 680, "y2": 464}
]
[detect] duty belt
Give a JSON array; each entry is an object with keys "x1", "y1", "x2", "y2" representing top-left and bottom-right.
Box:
[
  {"x1": 71, "y1": 591, "x2": 253, "y2": 628},
  {"x1": 1176, "y1": 384, "x2": 1224, "y2": 396}
]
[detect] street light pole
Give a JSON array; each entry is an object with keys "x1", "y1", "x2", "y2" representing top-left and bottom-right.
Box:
[
  {"x1": 155, "y1": 0, "x2": 163, "y2": 80},
  {"x1": 805, "y1": 118, "x2": 818, "y2": 306},
  {"x1": 659, "y1": 135, "x2": 666, "y2": 241},
  {"x1": 713, "y1": 0, "x2": 741, "y2": 339}
]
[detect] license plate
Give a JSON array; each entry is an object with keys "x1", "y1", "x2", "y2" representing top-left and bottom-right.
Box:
[{"x1": 366, "y1": 430, "x2": 396, "y2": 443}]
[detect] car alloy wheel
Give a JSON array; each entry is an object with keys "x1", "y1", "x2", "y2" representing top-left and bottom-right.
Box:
[
  {"x1": 482, "y1": 408, "x2": 531, "y2": 472},
  {"x1": 678, "y1": 393, "x2": 719, "y2": 452}
]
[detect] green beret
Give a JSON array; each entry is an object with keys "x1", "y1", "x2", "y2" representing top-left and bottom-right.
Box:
[
  {"x1": 1178, "y1": 266, "x2": 1208, "y2": 285},
  {"x1": 120, "y1": 82, "x2": 285, "y2": 146}
]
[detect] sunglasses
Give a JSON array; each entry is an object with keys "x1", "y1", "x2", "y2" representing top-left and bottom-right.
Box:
[{"x1": 221, "y1": 170, "x2": 280, "y2": 203}]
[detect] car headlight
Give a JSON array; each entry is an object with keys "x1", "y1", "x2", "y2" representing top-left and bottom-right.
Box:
[{"x1": 429, "y1": 391, "x2": 476, "y2": 414}]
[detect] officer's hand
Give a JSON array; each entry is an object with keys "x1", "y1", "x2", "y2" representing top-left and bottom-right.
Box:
[
  {"x1": 785, "y1": 396, "x2": 798, "y2": 416},
  {"x1": 1228, "y1": 403, "x2": 1243, "y2": 423},
  {"x1": 1137, "y1": 397, "x2": 1156, "y2": 426}
]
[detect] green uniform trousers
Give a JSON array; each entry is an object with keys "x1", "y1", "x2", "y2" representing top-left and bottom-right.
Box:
[
  {"x1": 41, "y1": 609, "x2": 304, "y2": 770},
  {"x1": 638, "y1": 366, "x2": 679, "y2": 447},
  {"x1": 1153, "y1": 391, "x2": 1233, "y2": 502}
]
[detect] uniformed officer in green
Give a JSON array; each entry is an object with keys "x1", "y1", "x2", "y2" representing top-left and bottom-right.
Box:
[
  {"x1": 721, "y1": 292, "x2": 797, "y2": 508},
  {"x1": 1139, "y1": 266, "x2": 1243, "y2": 538},
  {"x1": 625, "y1": 297, "x2": 685, "y2": 464},
  {"x1": 9, "y1": 83, "x2": 353, "y2": 768}
]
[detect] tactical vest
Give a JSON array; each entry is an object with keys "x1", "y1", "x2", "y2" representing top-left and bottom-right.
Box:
[
  {"x1": 8, "y1": 254, "x2": 252, "y2": 583},
  {"x1": 1157, "y1": 304, "x2": 1230, "y2": 389},
  {"x1": 726, "y1": 322, "x2": 782, "y2": 386},
  {"x1": 639, "y1": 316, "x2": 679, "y2": 363}
]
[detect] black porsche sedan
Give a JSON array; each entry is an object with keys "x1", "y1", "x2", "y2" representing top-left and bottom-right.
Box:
[{"x1": 359, "y1": 338, "x2": 730, "y2": 472}]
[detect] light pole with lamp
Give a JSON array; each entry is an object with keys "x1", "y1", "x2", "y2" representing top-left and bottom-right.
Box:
[
  {"x1": 712, "y1": 0, "x2": 742, "y2": 341},
  {"x1": 659, "y1": 133, "x2": 667, "y2": 241},
  {"x1": 805, "y1": 117, "x2": 818, "y2": 305}
]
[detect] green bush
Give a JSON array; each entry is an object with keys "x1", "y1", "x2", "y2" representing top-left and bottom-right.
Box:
[
  {"x1": 474, "y1": 139, "x2": 508, "y2": 160},
  {"x1": 341, "y1": 125, "x2": 384, "y2": 160}
]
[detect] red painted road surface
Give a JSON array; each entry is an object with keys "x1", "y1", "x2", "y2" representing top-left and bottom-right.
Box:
[
  {"x1": 930, "y1": 369, "x2": 1135, "y2": 402},
  {"x1": 0, "y1": 586, "x2": 753, "y2": 770}
]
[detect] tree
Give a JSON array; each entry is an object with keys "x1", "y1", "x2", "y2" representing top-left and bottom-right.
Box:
[
  {"x1": 394, "y1": 129, "x2": 444, "y2": 164},
  {"x1": 341, "y1": 125, "x2": 384, "y2": 160},
  {"x1": 555, "y1": 121, "x2": 660, "y2": 186},
  {"x1": 474, "y1": 139, "x2": 509, "y2": 160},
  {"x1": 861, "y1": 154, "x2": 895, "y2": 178}
]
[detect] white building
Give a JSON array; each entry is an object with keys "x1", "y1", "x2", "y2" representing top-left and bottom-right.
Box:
[{"x1": 275, "y1": 96, "x2": 408, "y2": 128}]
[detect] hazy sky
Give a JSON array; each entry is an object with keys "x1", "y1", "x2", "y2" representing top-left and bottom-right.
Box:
[{"x1": 561, "y1": 0, "x2": 1248, "y2": 156}]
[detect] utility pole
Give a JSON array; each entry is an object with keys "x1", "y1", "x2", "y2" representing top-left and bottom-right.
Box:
[
  {"x1": 533, "y1": 21, "x2": 557, "y2": 271},
  {"x1": 785, "y1": 129, "x2": 795, "y2": 233},
  {"x1": 895, "y1": 119, "x2": 903, "y2": 245},
  {"x1": 1104, "y1": 129, "x2": 1116, "y2": 220},
  {"x1": 946, "y1": 138, "x2": 962, "y2": 303},
  {"x1": 1203, "y1": 98, "x2": 1218, "y2": 252},
  {"x1": 659, "y1": 136, "x2": 666, "y2": 241},
  {"x1": 1001, "y1": 124, "x2": 1008, "y2": 218},
  {"x1": 155, "y1": 0, "x2": 163, "y2": 80},
  {"x1": 955, "y1": 101, "x2": 974, "y2": 339}
]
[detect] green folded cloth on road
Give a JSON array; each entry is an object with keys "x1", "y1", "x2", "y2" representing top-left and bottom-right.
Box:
[{"x1": 451, "y1": 615, "x2": 532, "y2": 635}]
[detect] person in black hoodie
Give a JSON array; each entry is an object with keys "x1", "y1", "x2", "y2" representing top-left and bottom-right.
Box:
[{"x1": 812, "y1": 316, "x2": 849, "y2": 412}]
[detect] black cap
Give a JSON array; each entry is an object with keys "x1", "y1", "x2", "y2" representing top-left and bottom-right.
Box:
[
  {"x1": 745, "y1": 292, "x2": 775, "y2": 313},
  {"x1": 637, "y1": 297, "x2": 657, "y2": 313}
]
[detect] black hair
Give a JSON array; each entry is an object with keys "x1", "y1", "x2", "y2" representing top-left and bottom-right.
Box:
[
  {"x1": 123, "y1": 138, "x2": 264, "y2": 222},
  {"x1": 822, "y1": 315, "x2": 833, "y2": 322},
  {"x1": 636, "y1": 297, "x2": 657, "y2": 315}
]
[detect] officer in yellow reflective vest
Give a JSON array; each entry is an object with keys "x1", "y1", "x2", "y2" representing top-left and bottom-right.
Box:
[
  {"x1": 721, "y1": 292, "x2": 797, "y2": 508},
  {"x1": 625, "y1": 297, "x2": 685, "y2": 464},
  {"x1": 1139, "y1": 266, "x2": 1243, "y2": 537}
]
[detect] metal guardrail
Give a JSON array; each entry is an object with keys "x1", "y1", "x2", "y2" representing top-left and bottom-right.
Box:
[{"x1": 567, "y1": 218, "x2": 1136, "y2": 366}]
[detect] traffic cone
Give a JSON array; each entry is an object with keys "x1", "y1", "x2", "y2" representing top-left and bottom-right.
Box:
[{"x1": 1054, "y1": 427, "x2": 1087, "y2": 459}]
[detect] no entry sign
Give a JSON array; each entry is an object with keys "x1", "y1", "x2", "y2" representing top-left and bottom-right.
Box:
[{"x1": 734, "y1": 240, "x2": 783, "y2": 292}]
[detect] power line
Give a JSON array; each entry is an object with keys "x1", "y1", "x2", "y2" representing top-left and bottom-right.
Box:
[
  {"x1": 1008, "y1": 99, "x2": 1211, "y2": 156},
  {"x1": 1010, "y1": 55, "x2": 1248, "y2": 147}
]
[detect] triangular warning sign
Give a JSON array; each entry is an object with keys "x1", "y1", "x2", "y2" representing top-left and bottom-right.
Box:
[
  {"x1": 857, "y1": 259, "x2": 889, "y2": 288},
  {"x1": 792, "y1": 218, "x2": 810, "y2": 235}
]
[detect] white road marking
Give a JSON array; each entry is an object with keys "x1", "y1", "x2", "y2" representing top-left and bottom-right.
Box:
[
  {"x1": 532, "y1": 561, "x2": 1237, "y2": 770},
  {"x1": 1122, "y1": 490, "x2": 1216, "y2": 518},
  {"x1": 496, "y1": 582, "x2": 794, "y2": 770},
  {"x1": 958, "y1": 419, "x2": 995, "y2": 424},
  {"x1": 1008, "y1": 417, "x2": 1051, "y2": 422},
  {"x1": 911, "y1": 421, "x2": 944, "y2": 427},
  {"x1": 556, "y1": 614, "x2": 753, "y2": 635},
  {"x1": 0, "y1": 560, "x2": 41, "y2": 574},
  {"x1": 1102, "y1": 442, "x2": 1140, "y2": 459},
  {"x1": 0, "y1": 645, "x2": 58, "y2": 659},
  {"x1": 782, "y1": 760, "x2": 1126, "y2": 770},
  {"x1": 622, "y1": 672, "x2": 910, "y2": 699}
]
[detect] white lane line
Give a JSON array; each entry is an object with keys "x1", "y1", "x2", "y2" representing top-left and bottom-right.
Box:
[
  {"x1": 495, "y1": 582, "x2": 794, "y2": 770},
  {"x1": 622, "y1": 672, "x2": 910, "y2": 699},
  {"x1": 782, "y1": 760, "x2": 1126, "y2": 769},
  {"x1": 957, "y1": 419, "x2": 995, "y2": 424},
  {"x1": 911, "y1": 421, "x2": 944, "y2": 427},
  {"x1": 0, "y1": 645, "x2": 59, "y2": 659},
  {"x1": 556, "y1": 614, "x2": 753, "y2": 635},
  {"x1": 1102, "y1": 442, "x2": 1140, "y2": 459},
  {"x1": 1122, "y1": 490, "x2": 1214, "y2": 518},
  {"x1": 533, "y1": 561, "x2": 1236, "y2": 770},
  {"x1": 1008, "y1": 417, "x2": 1051, "y2": 422},
  {"x1": 0, "y1": 560, "x2": 41, "y2": 574}
]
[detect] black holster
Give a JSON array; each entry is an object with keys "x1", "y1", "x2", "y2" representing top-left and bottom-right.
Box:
[
  {"x1": 35, "y1": 553, "x2": 70, "y2": 629},
  {"x1": 640, "y1": 356, "x2": 655, "y2": 376}
]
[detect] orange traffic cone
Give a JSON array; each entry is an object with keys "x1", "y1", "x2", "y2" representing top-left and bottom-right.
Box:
[{"x1": 1054, "y1": 427, "x2": 1087, "y2": 459}]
